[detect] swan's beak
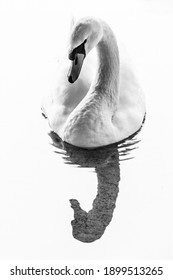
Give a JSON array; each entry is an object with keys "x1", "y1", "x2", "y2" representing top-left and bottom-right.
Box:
[{"x1": 68, "y1": 53, "x2": 85, "y2": 83}]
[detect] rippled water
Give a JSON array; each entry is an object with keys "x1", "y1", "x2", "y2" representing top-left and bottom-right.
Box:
[
  {"x1": 49, "y1": 128, "x2": 142, "y2": 243},
  {"x1": 0, "y1": 0, "x2": 173, "y2": 260}
]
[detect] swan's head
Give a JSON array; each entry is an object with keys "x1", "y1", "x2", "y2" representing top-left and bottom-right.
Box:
[{"x1": 68, "y1": 17, "x2": 103, "y2": 83}]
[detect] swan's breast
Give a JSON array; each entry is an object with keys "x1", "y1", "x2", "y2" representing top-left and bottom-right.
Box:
[{"x1": 62, "y1": 97, "x2": 117, "y2": 148}]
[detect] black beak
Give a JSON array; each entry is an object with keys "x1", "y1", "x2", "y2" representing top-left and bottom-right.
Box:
[
  {"x1": 68, "y1": 53, "x2": 85, "y2": 83},
  {"x1": 67, "y1": 39, "x2": 87, "y2": 83}
]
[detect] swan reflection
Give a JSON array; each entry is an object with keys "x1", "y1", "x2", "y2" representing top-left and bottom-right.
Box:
[{"x1": 49, "y1": 131, "x2": 141, "y2": 243}]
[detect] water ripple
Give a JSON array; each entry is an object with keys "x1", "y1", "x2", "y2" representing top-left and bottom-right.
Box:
[{"x1": 48, "y1": 126, "x2": 144, "y2": 243}]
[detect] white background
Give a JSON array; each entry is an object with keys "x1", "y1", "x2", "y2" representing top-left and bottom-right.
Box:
[{"x1": 0, "y1": 0, "x2": 173, "y2": 260}]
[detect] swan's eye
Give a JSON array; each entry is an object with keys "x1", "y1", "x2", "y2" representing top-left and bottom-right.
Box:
[{"x1": 69, "y1": 39, "x2": 87, "y2": 61}]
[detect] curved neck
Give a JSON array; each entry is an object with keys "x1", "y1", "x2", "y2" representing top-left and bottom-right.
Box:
[{"x1": 90, "y1": 21, "x2": 120, "y2": 105}]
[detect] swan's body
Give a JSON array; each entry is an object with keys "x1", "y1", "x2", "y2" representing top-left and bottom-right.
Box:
[{"x1": 42, "y1": 17, "x2": 145, "y2": 148}]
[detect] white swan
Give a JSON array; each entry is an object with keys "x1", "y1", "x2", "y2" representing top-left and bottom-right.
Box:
[{"x1": 42, "y1": 17, "x2": 146, "y2": 148}]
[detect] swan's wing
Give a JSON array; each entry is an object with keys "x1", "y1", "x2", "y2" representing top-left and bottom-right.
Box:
[{"x1": 112, "y1": 42, "x2": 146, "y2": 140}]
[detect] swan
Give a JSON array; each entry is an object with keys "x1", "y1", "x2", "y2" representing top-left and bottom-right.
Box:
[{"x1": 42, "y1": 17, "x2": 146, "y2": 148}]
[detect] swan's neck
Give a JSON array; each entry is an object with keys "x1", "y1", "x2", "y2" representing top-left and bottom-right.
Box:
[{"x1": 90, "y1": 22, "x2": 120, "y2": 106}]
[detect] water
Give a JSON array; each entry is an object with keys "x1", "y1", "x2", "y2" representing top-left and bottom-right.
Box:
[
  {"x1": 49, "y1": 130, "x2": 142, "y2": 243},
  {"x1": 0, "y1": 0, "x2": 173, "y2": 260}
]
